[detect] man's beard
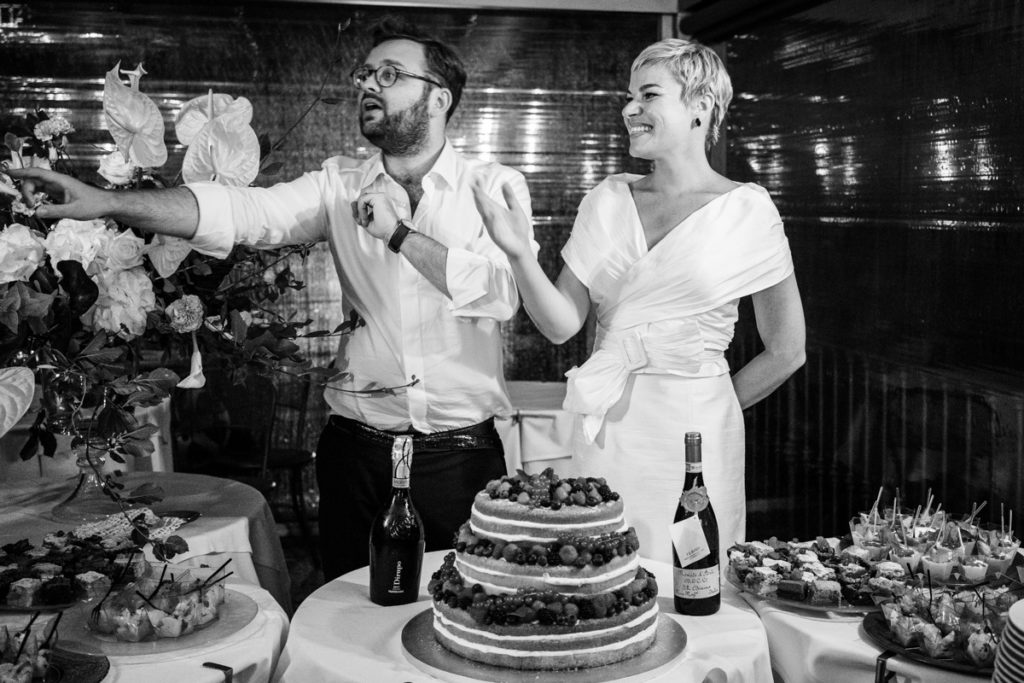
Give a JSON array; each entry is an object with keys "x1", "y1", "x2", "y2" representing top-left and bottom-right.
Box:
[{"x1": 360, "y1": 89, "x2": 431, "y2": 156}]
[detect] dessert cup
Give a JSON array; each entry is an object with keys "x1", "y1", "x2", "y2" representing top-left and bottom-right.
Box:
[
  {"x1": 983, "y1": 547, "x2": 1018, "y2": 577},
  {"x1": 890, "y1": 545, "x2": 922, "y2": 574},
  {"x1": 920, "y1": 555, "x2": 954, "y2": 582},
  {"x1": 959, "y1": 558, "x2": 988, "y2": 583}
]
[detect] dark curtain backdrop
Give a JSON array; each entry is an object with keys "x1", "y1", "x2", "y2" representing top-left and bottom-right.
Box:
[{"x1": 724, "y1": 0, "x2": 1024, "y2": 540}]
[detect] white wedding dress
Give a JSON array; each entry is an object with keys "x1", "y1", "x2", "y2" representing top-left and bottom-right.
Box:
[{"x1": 560, "y1": 175, "x2": 794, "y2": 565}]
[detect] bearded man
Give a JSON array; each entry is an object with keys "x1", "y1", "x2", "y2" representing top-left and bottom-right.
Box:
[{"x1": 13, "y1": 20, "x2": 537, "y2": 581}]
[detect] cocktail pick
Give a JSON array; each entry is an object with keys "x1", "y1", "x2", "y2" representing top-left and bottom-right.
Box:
[
  {"x1": 14, "y1": 612, "x2": 40, "y2": 661},
  {"x1": 870, "y1": 486, "x2": 884, "y2": 525},
  {"x1": 41, "y1": 611, "x2": 62, "y2": 650}
]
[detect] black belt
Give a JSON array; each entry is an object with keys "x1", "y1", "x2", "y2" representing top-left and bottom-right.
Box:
[{"x1": 329, "y1": 415, "x2": 501, "y2": 450}]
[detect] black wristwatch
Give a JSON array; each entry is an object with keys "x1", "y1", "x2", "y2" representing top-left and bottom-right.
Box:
[{"x1": 387, "y1": 219, "x2": 416, "y2": 253}]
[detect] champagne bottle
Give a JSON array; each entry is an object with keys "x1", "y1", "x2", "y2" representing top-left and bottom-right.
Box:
[
  {"x1": 673, "y1": 432, "x2": 721, "y2": 615},
  {"x1": 369, "y1": 435, "x2": 425, "y2": 605}
]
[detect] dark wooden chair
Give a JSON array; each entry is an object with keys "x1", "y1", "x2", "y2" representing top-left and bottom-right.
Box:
[
  {"x1": 265, "y1": 373, "x2": 319, "y2": 566},
  {"x1": 177, "y1": 370, "x2": 278, "y2": 500}
]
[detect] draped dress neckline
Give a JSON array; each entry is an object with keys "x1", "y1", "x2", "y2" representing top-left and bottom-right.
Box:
[{"x1": 625, "y1": 181, "x2": 757, "y2": 255}]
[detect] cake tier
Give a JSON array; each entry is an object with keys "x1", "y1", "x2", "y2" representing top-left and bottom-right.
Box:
[
  {"x1": 469, "y1": 493, "x2": 627, "y2": 544},
  {"x1": 432, "y1": 597, "x2": 659, "y2": 670},
  {"x1": 428, "y1": 551, "x2": 661, "y2": 671},
  {"x1": 456, "y1": 551, "x2": 639, "y2": 596}
]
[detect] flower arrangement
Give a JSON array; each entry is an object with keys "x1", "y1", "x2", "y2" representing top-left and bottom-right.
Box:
[{"x1": 0, "y1": 63, "x2": 327, "y2": 553}]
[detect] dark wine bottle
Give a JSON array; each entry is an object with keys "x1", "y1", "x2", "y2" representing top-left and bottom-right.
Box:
[
  {"x1": 673, "y1": 431, "x2": 721, "y2": 615},
  {"x1": 369, "y1": 435, "x2": 425, "y2": 606}
]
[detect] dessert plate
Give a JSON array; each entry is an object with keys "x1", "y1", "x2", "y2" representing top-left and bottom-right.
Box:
[
  {"x1": 727, "y1": 572, "x2": 879, "y2": 614},
  {"x1": 402, "y1": 609, "x2": 686, "y2": 683},
  {"x1": 861, "y1": 611, "x2": 993, "y2": 676},
  {"x1": 56, "y1": 588, "x2": 258, "y2": 660}
]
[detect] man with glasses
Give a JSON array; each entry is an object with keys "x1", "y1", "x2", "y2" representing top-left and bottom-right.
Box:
[{"x1": 11, "y1": 20, "x2": 537, "y2": 581}]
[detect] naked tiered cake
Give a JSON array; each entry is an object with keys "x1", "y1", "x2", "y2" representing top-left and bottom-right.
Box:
[{"x1": 427, "y1": 469, "x2": 660, "y2": 670}]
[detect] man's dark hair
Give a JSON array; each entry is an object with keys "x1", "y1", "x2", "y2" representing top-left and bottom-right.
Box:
[{"x1": 371, "y1": 18, "x2": 467, "y2": 121}]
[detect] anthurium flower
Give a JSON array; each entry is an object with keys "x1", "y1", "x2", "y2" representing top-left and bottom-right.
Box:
[
  {"x1": 146, "y1": 233, "x2": 192, "y2": 279},
  {"x1": 0, "y1": 367, "x2": 34, "y2": 439},
  {"x1": 174, "y1": 91, "x2": 252, "y2": 147},
  {"x1": 181, "y1": 116, "x2": 260, "y2": 186},
  {"x1": 103, "y1": 62, "x2": 167, "y2": 168},
  {"x1": 176, "y1": 331, "x2": 206, "y2": 389}
]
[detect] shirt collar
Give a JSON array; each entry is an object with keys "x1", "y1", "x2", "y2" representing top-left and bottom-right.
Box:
[{"x1": 358, "y1": 139, "x2": 458, "y2": 191}]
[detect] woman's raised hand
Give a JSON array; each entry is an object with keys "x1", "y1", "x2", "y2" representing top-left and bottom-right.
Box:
[
  {"x1": 7, "y1": 167, "x2": 111, "y2": 220},
  {"x1": 471, "y1": 179, "x2": 532, "y2": 259}
]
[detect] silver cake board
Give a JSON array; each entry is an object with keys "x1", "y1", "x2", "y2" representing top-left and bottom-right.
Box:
[{"x1": 402, "y1": 608, "x2": 687, "y2": 683}]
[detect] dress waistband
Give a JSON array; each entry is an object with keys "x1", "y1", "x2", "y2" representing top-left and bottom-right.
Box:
[
  {"x1": 565, "y1": 321, "x2": 725, "y2": 444},
  {"x1": 328, "y1": 415, "x2": 500, "y2": 451}
]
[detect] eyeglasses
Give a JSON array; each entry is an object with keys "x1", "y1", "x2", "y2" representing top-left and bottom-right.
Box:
[{"x1": 350, "y1": 64, "x2": 444, "y2": 90}]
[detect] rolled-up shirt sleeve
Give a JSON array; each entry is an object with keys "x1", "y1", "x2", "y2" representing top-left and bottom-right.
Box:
[
  {"x1": 446, "y1": 169, "x2": 538, "y2": 320},
  {"x1": 187, "y1": 168, "x2": 332, "y2": 258}
]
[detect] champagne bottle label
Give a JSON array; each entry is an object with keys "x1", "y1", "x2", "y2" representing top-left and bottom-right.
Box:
[
  {"x1": 674, "y1": 565, "x2": 719, "y2": 599},
  {"x1": 671, "y1": 515, "x2": 711, "y2": 565},
  {"x1": 391, "y1": 435, "x2": 412, "y2": 488}
]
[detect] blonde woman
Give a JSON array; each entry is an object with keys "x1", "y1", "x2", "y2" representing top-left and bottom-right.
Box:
[{"x1": 472, "y1": 38, "x2": 805, "y2": 564}]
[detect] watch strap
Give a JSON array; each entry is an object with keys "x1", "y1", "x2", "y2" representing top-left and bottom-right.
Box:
[{"x1": 387, "y1": 219, "x2": 415, "y2": 253}]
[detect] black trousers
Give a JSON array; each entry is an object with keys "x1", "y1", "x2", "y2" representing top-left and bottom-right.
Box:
[{"x1": 315, "y1": 415, "x2": 507, "y2": 581}]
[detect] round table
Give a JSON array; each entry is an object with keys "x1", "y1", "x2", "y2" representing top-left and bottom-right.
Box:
[
  {"x1": 0, "y1": 472, "x2": 291, "y2": 613},
  {"x1": 271, "y1": 550, "x2": 773, "y2": 682},
  {"x1": 740, "y1": 593, "x2": 990, "y2": 682},
  {"x1": 0, "y1": 579, "x2": 288, "y2": 683}
]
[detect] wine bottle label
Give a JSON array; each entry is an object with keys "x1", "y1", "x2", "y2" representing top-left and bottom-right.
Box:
[
  {"x1": 680, "y1": 484, "x2": 709, "y2": 513},
  {"x1": 671, "y1": 515, "x2": 711, "y2": 564},
  {"x1": 674, "y1": 565, "x2": 719, "y2": 599},
  {"x1": 684, "y1": 461, "x2": 703, "y2": 473},
  {"x1": 391, "y1": 435, "x2": 413, "y2": 488}
]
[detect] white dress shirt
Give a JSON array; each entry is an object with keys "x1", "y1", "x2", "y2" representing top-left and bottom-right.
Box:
[{"x1": 186, "y1": 140, "x2": 537, "y2": 432}]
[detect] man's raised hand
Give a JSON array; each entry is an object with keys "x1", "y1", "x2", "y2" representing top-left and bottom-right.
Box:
[{"x1": 7, "y1": 167, "x2": 111, "y2": 220}]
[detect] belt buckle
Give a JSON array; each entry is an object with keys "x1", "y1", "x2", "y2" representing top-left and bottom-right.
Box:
[{"x1": 620, "y1": 330, "x2": 648, "y2": 371}]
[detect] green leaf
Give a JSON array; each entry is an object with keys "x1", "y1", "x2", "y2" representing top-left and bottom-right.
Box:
[
  {"x1": 260, "y1": 161, "x2": 283, "y2": 176},
  {"x1": 56, "y1": 260, "x2": 99, "y2": 315}
]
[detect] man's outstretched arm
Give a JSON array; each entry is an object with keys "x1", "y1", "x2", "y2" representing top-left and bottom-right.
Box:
[{"x1": 7, "y1": 167, "x2": 199, "y2": 238}]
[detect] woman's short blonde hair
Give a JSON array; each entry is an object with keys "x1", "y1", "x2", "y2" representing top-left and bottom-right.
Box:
[{"x1": 631, "y1": 38, "x2": 733, "y2": 148}]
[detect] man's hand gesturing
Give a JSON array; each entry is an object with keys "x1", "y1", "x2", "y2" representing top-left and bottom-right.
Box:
[
  {"x1": 6, "y1": 167, "x2": 110, "y2": 220},
  {"x1": 353, "y1": 189, "x2": 400, "y2": 241}
]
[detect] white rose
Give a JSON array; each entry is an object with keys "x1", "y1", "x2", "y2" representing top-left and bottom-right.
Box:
[
  {"x1": 97, "y1": 152, "x2": 136, "y2": 186},
  {"x1": 0, "y1": 224, "x2": 47, "y2": 284},
  {"x1": 83, "y1": 266, "x2": 156, "y2": 339},
  {"x1": 94, "y1": 228, "x2": 145, "y2": 273},
  {"x1": 44, "y1": 219, "x2": 108, "y2": 272}
]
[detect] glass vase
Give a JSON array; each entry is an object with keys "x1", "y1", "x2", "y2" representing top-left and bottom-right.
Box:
[{"x1": 51, "y1": 443, "x2": 119, "y2": 522}]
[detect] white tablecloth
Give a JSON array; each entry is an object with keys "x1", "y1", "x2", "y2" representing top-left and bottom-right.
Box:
[
  {"x1": 0, "y1": 472, "x2": 291, "y2": 613},
  {"x1": 271, "y1": 550, "x2": 772, "y2": 683},
  {"x1": 0, "y1": 580, "x2": 288, "y2": 683},
  {"x1": 742, "y1": 593, "x2": 990, "y2": 682},
  {"x1": 497, "y1": 381, "x2": 574, "y2": 475}
]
